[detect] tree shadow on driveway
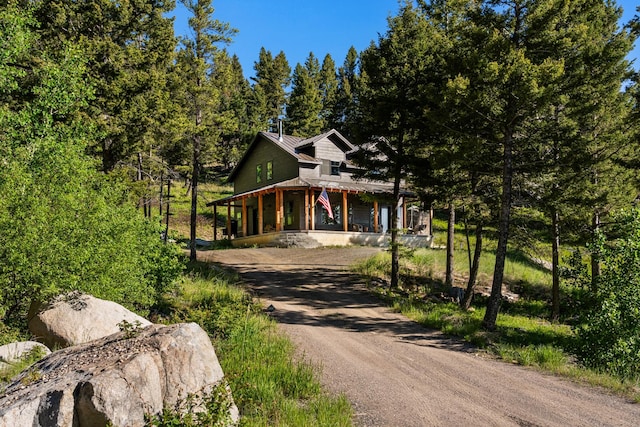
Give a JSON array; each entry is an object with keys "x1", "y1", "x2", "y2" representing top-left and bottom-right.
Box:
[{"x1": 223, "y1": 265, "x2": 477, "y2": 354}]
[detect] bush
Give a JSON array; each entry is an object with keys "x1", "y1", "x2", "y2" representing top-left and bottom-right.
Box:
[
  {"x1": 145, "y1": 382, "x2": 235, "y2": 426},
  {"x1": 575, "y1": 208, "x2": 640, "y2": 379},
  {"x1": 0, "y1": 9, "x2": 184, "y2": 322}
]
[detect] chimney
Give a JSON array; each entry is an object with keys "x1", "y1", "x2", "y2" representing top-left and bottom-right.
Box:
[{"x1": 278, "y1": 119, "x2": 284, "y2": 142}]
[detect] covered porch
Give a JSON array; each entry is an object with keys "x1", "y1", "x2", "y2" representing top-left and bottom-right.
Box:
[{"x1": 207, "y1": 178, "x2": 432, "y2": 248}]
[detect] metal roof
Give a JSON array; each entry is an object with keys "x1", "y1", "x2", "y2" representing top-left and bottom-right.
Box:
[
  {"x1": 259, "y1": 132, "x2": 319, "y2": 163},
  {"x1": 207, "y1": 176, "x2": 413, "y2": 206}
]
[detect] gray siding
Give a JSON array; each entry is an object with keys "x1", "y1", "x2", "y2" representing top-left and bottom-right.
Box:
[
  {"x1": 234, "y1": 138, "x2": 299, "y2": 194},
  {"x1": 299, "y1": 163, "x2": 320, "y2": 179},
  {"x1": 314, "y1": 139, "x2": 346, "y2": 162}
]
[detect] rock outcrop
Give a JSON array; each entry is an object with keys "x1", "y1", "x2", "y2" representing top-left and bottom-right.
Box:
[
  {"x1": 0, "y1": 341, "x2": 50, "y2": 370},
  {"x1": 0, "y1": 322, "x2": 239, "y2": 426},
  {"x1": 28, "y1": 292, "x2": 152, "y2": 349}
]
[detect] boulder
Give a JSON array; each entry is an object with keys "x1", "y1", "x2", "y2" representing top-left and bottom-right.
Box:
[
  {"x1": 0, "y1": 322, "x2": 239, "y2": 426},
  {"x1": 28, "y1": 292, "x2": 152, "y2": 349},
  {"x1": 0, "y1": 341, "x2": 50, "y2": 370}
]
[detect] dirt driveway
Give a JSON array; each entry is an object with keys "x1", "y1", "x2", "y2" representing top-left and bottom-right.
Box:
[{"x1": 202, "y1": 247, "x2": 640, "y2": 426}]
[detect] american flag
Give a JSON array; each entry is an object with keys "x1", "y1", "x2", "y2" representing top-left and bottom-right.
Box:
[{"x1": 317, "y1": 188, "x2": 334, "y2": 219}]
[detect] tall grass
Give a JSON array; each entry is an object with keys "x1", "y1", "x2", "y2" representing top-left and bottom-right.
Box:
[
  {"x1": 166, "y1": 181, "x2": 233, "y2": 241},
  {"x1": 166, "y1": 262, "x2": 352, "y2": 426},
  {"x1": 356, "y1": 247, "x2": 551, "y2": 301}
]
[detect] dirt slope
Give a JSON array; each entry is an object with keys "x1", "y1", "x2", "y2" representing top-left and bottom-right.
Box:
[{"x1": 202, "y1": 247, "x2": 640, "y2": 427}]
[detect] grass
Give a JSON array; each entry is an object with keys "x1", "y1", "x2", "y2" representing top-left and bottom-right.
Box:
[
  {"x1": 0, "y1": 346, "x2": 46, "y2": 389},
  {"x1": 353, "y1": 247, "x2": 640, "y2": 401},
  {"x1": 161, "y1": 180, "x2": 233, "y2": 241},
  {"x1": 161, "y1": 261, "x2": 353, "y2": 426}
]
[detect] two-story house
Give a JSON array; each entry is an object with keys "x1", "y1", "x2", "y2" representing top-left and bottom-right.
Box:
[{"x1": 208, "y1": 127, "x2": 432, "y2": 248}]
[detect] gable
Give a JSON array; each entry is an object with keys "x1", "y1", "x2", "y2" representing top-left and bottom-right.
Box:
[
  {"x1": 229, "y1": 129, "x2": 363, "y2": 195},
  {"x1": 231, "y1": 136, "x2": 299, "y2": 194}
]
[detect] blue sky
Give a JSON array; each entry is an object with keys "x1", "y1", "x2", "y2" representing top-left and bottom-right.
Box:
[{"x1": 171, "y1": 0, "x2": 639, "y2": 79}]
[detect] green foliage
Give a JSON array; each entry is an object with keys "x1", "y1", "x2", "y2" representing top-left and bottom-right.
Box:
[
  {"x1": 145, "y1": 382, "x2": 235, "y2": 426},
  {"x1": 0, "y1": 4, "x2": 184, "y2": 322},
  {"x1": 575, "y1": 208, "x2": 640, "y2": 379},
  {"x1": 251, "y1": 48, "x2": 291, "y2": 131},
  {"x1": 172, "y1": 0, "x2": 236, "y2": 261},
  {"x1": 0, "y1": 346, "x2": 46, "y2": 385},
  {"x1": 118, "y1": 319, "x2": 144, "y2": 339},
  {"x1": 142, "y1": 222, "x2": 186, "y2": 296},
  {"x1": 31, "y1": 0, "x2": 178, "y2": 172},
  {"x1": 209, "y1": 52, "x2": 256, "y2": 169},
  {"x1": 329, "y1": 46, "x2": 359, "y2": 138},
  {"x1": 495, "y1": 344, "x2": 568, "y2": 371},
  {"x1": 319, "y1": 53, "x2": 339, "y2": 130},
  {"x1": 286, "y1": 52, "x2": 324, "y2": 136}
]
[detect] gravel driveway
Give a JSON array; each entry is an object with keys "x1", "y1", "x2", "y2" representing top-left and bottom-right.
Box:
[{"x1": 202, "y1": 246, "x2": 640, "y2": 426}]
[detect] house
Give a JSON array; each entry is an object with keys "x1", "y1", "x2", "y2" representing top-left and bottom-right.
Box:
[{"x1": 207, "y1": 126, "x2": 432, "y2": 248}]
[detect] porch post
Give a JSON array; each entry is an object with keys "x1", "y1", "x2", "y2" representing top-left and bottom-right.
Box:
[
  {"x1": 242, "y1": 197, "x2": 247, "y2": 237},
  {"x1": 274, "y1": 189, "x2": 279, "y2": 232},
  {"x1": 373, "y1": 200, "x2": 379, "y2": 233},
  {"x1": 280, "y1": 189, "x2": 285, "y2": 230},
  {"x1": 310, "y1": 189, "x2": 316, "y2": 231},
  {"x1": 258, "y1": 193, "x2": 263, "y2": 234},
  {"x1": 213, "y1": 204, "x2": 218, "y2": 241},
  {"x1": 304, "y1": 189, "x2": 309, "y2": 230},
  {"x1": 342, "y1": 190, "x2": 348, "y2": 232},
  {"x1": 226, "y1": 202, "x2": 231, "y2": 238},
  {"x1": 276, "y1": 188, "x2": 284, "y2": 232}
]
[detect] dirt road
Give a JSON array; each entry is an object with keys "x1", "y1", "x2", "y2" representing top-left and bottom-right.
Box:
[{"x1": 202, "y1": 247, "x2": 640, "y2": 426}]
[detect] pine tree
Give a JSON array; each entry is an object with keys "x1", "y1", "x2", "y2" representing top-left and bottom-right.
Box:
[
  {"x1": 29, "y1": 0, "x2": 177, "y2": 172},
  {"x1": 252, "y1": 48, "x2": 291, "y2": 131},
  {"x1": 485, "y1": 0, "x2": 635, "y2": 320},
  {"x1": 439, "y1": 0, "x2": 635, "y2": 328},
  {"x1": 319, "y1": 54, "x2": 339, "y2": 130},
  {"x1": 176, "y1": 0, "x2": 235, "y2": 261},
  {"x1": 286, "y1": 52, "x2": 323, "y2": 136},
  {"x1": 210, "y1": 51, "x2": 256, "y2": 170},
  {"x1": 355, "y1": 3, "x2": 447, "y2": 289},
  {"x1": 438, "y1": 0, "x2": 567, "y2": 330},
  {"x1": 331, "y1": 46, "x2": 359, "y2": 137}
]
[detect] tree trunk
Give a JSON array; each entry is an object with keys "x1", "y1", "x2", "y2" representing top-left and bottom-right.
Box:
[
  {"x1": 482, "y1": 132, "x2": 514, "y2": 331},
  {"x1": 159, "y1": 172, "x2": 164, "y2": 218},
  {"x1": 464, "y1": 207, "x2": 472, "y2": 271},
  {"x1": 137, "y1": 152, "x2": 143, "y2": 212},
  {"x1": 461, "y1": 222, "x2": 483, "y2": 310},
  {"x1": 189, "y1": 107, "x2": 202, "y2": 262},
  {"x1": 164, "y1": 179, "x2": 171, "y2": 244},
  {"x1": 101, "y1": 138, "x2": 115, "y2": 173},
  {"x1": 445, "y1": 202, "x2": 455, "y2": 288},
  {"x1": 551, "y1": 208, "x2": 561, "y2": 321},
  {"x1": 590, "y1": 210, "x2": 601, "y2": 293}
]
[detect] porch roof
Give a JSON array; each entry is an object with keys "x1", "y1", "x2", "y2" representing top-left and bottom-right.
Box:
[{"x1": 206, "y1": 177, "x2": 413, "y2": 207}]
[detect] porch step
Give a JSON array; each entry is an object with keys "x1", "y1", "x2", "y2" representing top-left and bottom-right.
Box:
[{"x1": 268, "y1": 232, "x2": 320, "y2": 249}]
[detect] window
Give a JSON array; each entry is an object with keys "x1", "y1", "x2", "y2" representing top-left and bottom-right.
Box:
[
  {"x1": 331, "y1": 161, "x2": 340, "y2": 176},
  {"x1": 256, "y1": 164, "x2": 262, "y2": 183},
  {"x1": 266, "y1": 161, "x2": 273, "y2": 180}
]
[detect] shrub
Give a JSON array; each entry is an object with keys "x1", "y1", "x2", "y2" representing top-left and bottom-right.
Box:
[
  {"x1": 575, "y1": 208, "x2": 640, "y2": 379},
  {"x1": 0, "y1": 9, "x2": 184, "y2": 321}
]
